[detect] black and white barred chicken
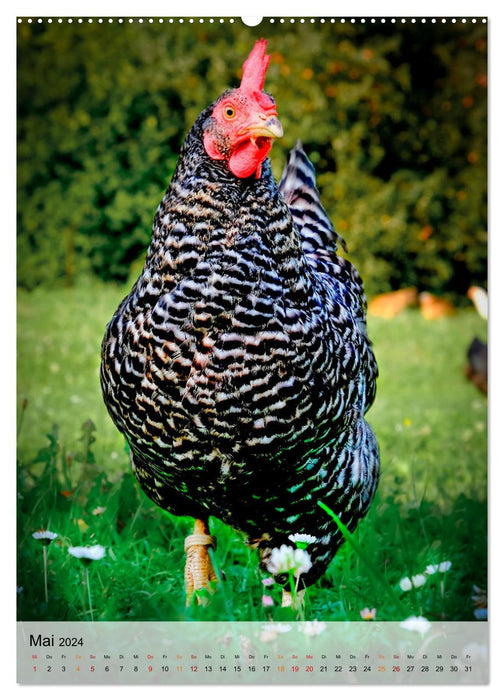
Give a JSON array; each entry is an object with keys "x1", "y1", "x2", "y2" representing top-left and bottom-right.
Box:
[{"x1": 101, "y1": 40, "x2": 379, "y2": 606}]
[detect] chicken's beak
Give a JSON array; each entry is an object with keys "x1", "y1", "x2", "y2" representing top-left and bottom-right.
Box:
[{"x1": 242, "y1": 115, "x2": 284, "y2": 140}]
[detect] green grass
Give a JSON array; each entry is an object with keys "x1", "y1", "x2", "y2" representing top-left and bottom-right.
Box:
[{"x1": 17, "y1": 280, "x2": 487, "y2": 623}]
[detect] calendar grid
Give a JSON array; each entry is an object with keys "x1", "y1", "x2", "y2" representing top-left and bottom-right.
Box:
[{"x1": 17, "y1": 621, "x2": 489, "y2": 684}]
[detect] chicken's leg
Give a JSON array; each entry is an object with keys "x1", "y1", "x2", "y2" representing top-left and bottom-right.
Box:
[{"x1": 184, "y1": 519, "x2": 217, "y2": 605}]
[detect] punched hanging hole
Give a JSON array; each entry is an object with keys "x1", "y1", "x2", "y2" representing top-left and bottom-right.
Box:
[{"x1": 241, "y1": 16, "x2": 263, "y2": 27}]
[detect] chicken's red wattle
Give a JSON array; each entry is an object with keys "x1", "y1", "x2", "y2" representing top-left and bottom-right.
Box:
[{"x1": 228, "y1": 137, "x2": 273, "y2": 178}]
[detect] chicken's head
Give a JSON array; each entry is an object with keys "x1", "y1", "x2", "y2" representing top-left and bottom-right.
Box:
[{"x1": 203, "y1": 39, "x2": 283, "y2": 179}]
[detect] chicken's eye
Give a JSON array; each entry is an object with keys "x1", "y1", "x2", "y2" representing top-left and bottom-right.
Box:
[{"x1": 224, "y1": 105, "x2": 236, "y2": 119}]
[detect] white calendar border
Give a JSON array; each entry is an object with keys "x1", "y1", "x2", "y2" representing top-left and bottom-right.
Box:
[{"x1": 5, "y1": 2, "x2": 501, "y2": 698}]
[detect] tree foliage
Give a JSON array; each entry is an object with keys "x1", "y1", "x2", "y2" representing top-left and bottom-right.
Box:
[{"x1": 17, "y1": 19, "x2": 487, "y2": 298}]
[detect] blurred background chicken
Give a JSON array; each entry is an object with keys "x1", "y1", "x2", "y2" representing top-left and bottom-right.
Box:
[
  {"x1": 465, "y1": 286, "x2": 488, "y2": 395},
  {"x1": 468, "y1": 286, "x2": 488, "y2": 321},
  {"x1": 368, "y1": 287, "x2": 418, "y2": 319},
  {"x1": 419, "y1": 291, "x2": 456, "y2": 320}
]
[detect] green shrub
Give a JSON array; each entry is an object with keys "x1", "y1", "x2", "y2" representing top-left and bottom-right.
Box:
[{"x1": 17, "y1": 20, "x2": 486, "y2": 298}]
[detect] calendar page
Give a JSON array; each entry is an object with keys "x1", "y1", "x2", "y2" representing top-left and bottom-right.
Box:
[{"x1": 16, "y1": 14, "x2": 488, "y2": 686}]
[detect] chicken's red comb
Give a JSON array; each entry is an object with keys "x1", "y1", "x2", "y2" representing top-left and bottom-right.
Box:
[{"x1": 240, "y1": 39, "x2": 270, "y2": 94}]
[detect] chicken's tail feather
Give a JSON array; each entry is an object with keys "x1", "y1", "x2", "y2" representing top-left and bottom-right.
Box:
[{"x1": 279, "y1": 139, "x2": 347, "y2": 253}]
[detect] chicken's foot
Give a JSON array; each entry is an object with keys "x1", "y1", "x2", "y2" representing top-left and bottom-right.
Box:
[{"x1": 184, "y1": 519, "x2": 217, "y2": 605}]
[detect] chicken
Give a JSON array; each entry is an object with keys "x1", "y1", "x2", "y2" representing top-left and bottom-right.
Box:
[
  {"x1": 419, "y1": 291, "x2": 456, "y2": 320},
  {"x1": 368, "y1": 287, "x2": 418, "y2": 319},
  {"x1": 100, "y1": 40, "x2": 379, "y2": 605},
  {"x1": 465, "y1": 286, "x2": 488, "y2": 395},
  {"x1": 464, "y1": 337, "x2": 487, "y2": 395},
  {"x1": 467, "y1": 286, "x2": 488, "y2": 320}
]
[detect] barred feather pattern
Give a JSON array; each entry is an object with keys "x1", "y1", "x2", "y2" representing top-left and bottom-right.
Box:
[{"x1": 100, "y1": 104, "x2": 379, "y2": 589}]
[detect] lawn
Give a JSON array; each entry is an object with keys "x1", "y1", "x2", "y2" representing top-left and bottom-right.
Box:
[{"x1": 16, "y1": 280, "x2": 487, "y2": 623}]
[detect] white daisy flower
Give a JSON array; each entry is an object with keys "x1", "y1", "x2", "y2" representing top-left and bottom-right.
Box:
[
  {"x1": 32, "y1": 530, "x2": 58, "y2": 546},
  {"x1": 288, "y1": 533, "x2": 317, "y2": 550},
  {"x1": 301, "y1": 620, "x2": 327, "y2": 636},
  {"x1": 424, "y1": 564, "x2": 439, "y2": 575},
  {"x1": 400, "y1": 616, "x2": 431, "y2": 635},
  {"x1": 412, "y1": 574, "x2": 427, "y2": 588},
  {"x1": 399, "y1": 576, "x2": 413, "y2": 591},
  {"x1": 266, "y1": 545, "x2": 312, "y2": 577},
  {"x1": 68, "y1": 545, "x2": 106, "y2": 561},
  {"x1": 263, "y1": 623, "x2": 291, "y2": 634},
  {"x1": 425, "y1": 560, "x2": 452, "y2": 575},
  {"x1": 33, "y1": 530, "x2": 59, "y2": 604},
  {"x1": 260, "y1": 623, "x2": 292, "y2": 643}
]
